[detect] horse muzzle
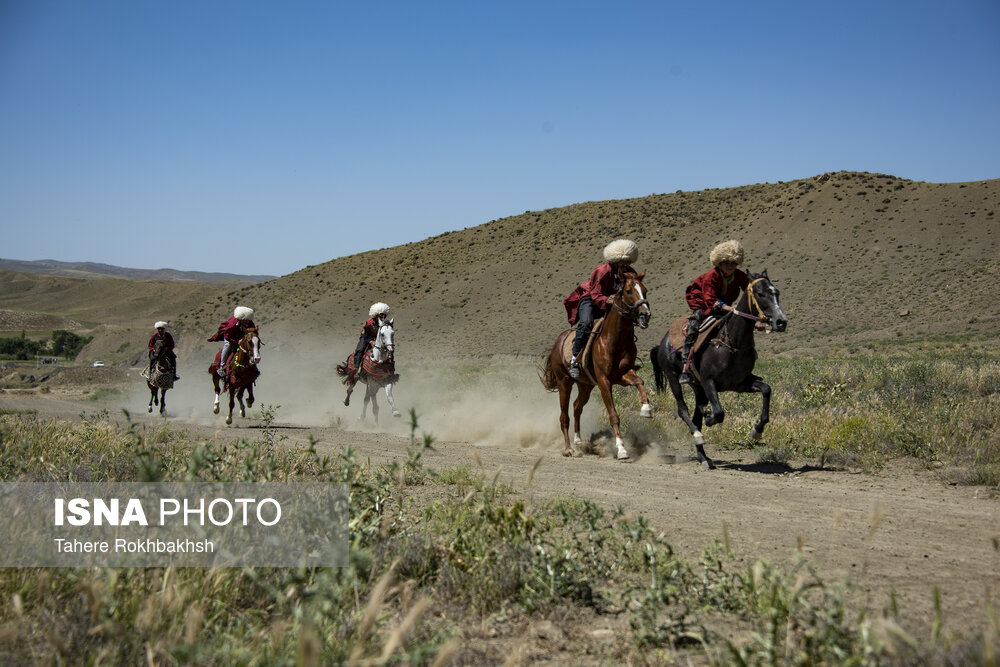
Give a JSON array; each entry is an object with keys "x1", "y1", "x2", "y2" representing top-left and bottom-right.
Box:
[
  {"x1": 771, "y1": 318, "x2": 787, "y2": 332},
  {"x1": 637, "y1": 306, "x2": 651, "y2": 330}
]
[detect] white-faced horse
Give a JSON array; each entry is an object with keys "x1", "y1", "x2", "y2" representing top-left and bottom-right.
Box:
[{"x1": 340, "y1": 320, "x2": 400, "y2": 423}]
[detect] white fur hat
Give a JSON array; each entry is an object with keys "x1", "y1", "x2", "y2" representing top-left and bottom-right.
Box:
[
  {"x1": 233, "y1": 306, "x2": 255, "y2": 321},
  {"x1": 603, "y1": 239, "x2": 639, "y2": 265},
  {"x1": 709, "y1": 240, "x2": 745, "y2": 267},
  {"x1": 154, "y1": 321, "x2": 168, "y2": 329},
  {"x1": 369, "y1": 302, "x2": 391, "y2": 318}
]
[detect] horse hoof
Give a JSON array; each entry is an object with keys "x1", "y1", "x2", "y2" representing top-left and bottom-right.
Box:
[
  {"x1": 148, "y1": 406, "x2": 153, "y2": 413},
  {"x1": 343, "y1": 397, "x2": 350, "y2": 407},
  {"x1": 562, "y1": 447, "x2": 577, "y2": 457},
  {"x1": 702, "y1": 460, "x2": 716, "y2": 470},
  {"x1": 392, "y1": 411, "x2": 401, "y2": 418},
  {"x1": 640, "y1": 404, "x2": 652, "y2": 418},
  {"x1": 749, "y1": 426, "x2": 763, "y2": 441},
  {"x1": 225, "y1": 416, "x2": 232, "y2": 425},
  {"x1": 213, "y1": 405, "x2": 219, "y2": 415},
  {"x1": 616, "y1": 446, "x2": 630, "y2": 461}
]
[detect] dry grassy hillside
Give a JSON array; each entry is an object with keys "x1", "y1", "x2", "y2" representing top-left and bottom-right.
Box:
[
  {"x1": 171, "y1": 171, "x2": 999, "y2": 363},
  {"x1": 4, "y1": 171, "x2": 997, "y2": 367},
  {"x1": 0, "y1": 271, "x2": 238, "y2": 364}
]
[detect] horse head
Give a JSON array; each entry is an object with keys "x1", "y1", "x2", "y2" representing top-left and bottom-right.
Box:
[
  {"x1": 373, "y1": 319, "x2": 395, "y2": 362},
  {"x1": 615, "y1": 269, "x2": 651, "y2": 330},
  {"x1": 240, "y1": 327, "x2": 262, "y2": 365},
  {"x1": 746, "y1": 270, "x2": 787, "y2": 332}
]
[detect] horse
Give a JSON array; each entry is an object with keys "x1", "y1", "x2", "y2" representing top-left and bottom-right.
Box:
[
  {"x1": 539, "y1": 268, "x2": 653, "y2": 460},
  {"x1": 208, "y1": 327, "x2": 262, "y2": 425},
  {"x1": 145, "y1": 338, "x2": 175, "y2": 415},
  {"x1": 649, "y1": 269, "x2": 788, "y2": 469},
  {"x1": 337, "y1": 320, "x2": 400, "y2": 423}
]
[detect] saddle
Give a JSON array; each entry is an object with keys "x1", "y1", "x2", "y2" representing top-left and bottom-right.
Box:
[
  {"x1": 667, "y1": 315, "x2": 726, "y2": 357},
  {"x1": 560, "y1": 317, "x2": 604, "y2": 384}
]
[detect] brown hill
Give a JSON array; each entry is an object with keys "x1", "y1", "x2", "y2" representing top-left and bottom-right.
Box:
[
  {"x1": 171, "y1": 171, "x2": 999, "y2": 364},
  {"x1": 0, "y1": 270, "x2": 238, "y2": 364},
  {"x1": 4, "y1": 171, "x2": 997, "y2": 367}
]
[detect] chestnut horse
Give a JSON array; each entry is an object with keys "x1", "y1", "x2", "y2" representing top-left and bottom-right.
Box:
[
  {"x1": 145, "y1": 338, "x2": 174, "y2": 415},
  {"x1": 649, "y1": 270, "x2": 787, "y2": 468},
  {"x1": 539, "y1": 268, "x2": 652, "y2": 460},
  {"x1": 209, "y1": 327, "x2": 262, "y2": 425}
]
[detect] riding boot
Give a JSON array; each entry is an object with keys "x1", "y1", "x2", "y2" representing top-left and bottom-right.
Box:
[
  {"x1": 678, "y1": 324, "x2": 699, "y2": 384},
  {"x1": 217, "y1": 342, "x2": 230, "y2": 377}
]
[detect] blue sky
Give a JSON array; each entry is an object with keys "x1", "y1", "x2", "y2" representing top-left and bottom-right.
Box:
[{"x1": 1, "y1": 0, "x2": 998, "y2": 277}]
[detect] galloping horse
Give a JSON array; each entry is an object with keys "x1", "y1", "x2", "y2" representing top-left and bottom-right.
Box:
[
  {"x1": 539, "y1": 268, "x2": 652, "y2": 460},
  {"x1": 208, "y1": 327, "x2": 262, "y2": 425},
  {"x1": 337, "y1": 320, "x2": 400, "y2": 423},
  {"x1": 650, "y1": 270, "x2": 787, "y2": 468},
  {"x1": 145, "y1": 338, "x2": 175, "y2": 415}
]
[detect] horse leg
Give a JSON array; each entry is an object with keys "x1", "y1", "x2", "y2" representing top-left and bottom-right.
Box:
[
  {"x1": 383, "y1": 382, "x2": 401, "y2": 417},
  {"x1": 344, "y1": 384, "x2": 353, "y2": 407},
  {"x1": 238, "y1": 387, "x2": 247, "y2": 418},
  {"x1": 226, "y1": 389, "x2": 236, "y2": 425},
  {"x1": 369, "y1": 383, "x2": 379, "y2": 424},
  {"x1": 212, "y1": 376, "x2": 221, "y2": 414},
  {"x1": 160, "y1": 389, "x2": 167, "y2": 415},
  {"x1": 741, "y1": 375, "x2": 771, "y2": 440},
  {"x1": 556, "y1": 379, "x2": 575, "y2": 456},
  {"x1": 571, "y1": 383, "x2": 594, "y2": 449},
  {"x1": 701, "y1": 378, "x2": 726, "y2": 427},
  {"x1": 246, "y1": 385, "x2": 255, "y2": 409},
  {"x1": 620, "y1": 368, "x2": 653, "y2": 417},
  {"x1": 595, "y1": 377, "x2": 629, "y2": 460},
  {"x1": 664, "y1": 365, "x2": 714, "y2": 468},
  {"x1": 148, "y1": 385, "x2": 155, "y2": 413}
]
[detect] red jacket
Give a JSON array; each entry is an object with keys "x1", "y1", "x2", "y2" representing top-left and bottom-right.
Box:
[
  {"x1": 208, "y1": 317, "x2": 255, "y2": 345},
  {"x1": 564, "y1": 263, "x2": 632, "y2": 325},
  {"x1": 148, "y1": 331, "x2": 175, "y2": 352},
  {"x1": 685, "y1": 267, "x2": 749, "y2": 316}
]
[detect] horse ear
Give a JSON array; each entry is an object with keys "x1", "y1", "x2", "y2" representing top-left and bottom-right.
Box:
[
  {"x1": 637, "y1": 270, "x2": 646, "y2": 280},
  {"x1": 761, "y1": 269, "x2": 768, "y2": 279}
]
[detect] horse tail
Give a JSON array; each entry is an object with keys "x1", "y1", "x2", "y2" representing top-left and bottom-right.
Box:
[
  {"x1": 538, "y1": 355, "x2": 558, "y2": 392},
  {"x1": 650, "y1": 345, "x2": 665, "y2": 392}
]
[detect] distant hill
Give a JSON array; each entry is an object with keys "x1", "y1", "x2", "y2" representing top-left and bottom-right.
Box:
[{"x1": 0, "y1": 258, "x2": 274, "y2": 284}]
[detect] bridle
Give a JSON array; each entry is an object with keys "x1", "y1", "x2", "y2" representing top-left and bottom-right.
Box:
[
  {"x1": 739, "y1": 278, "x2": 771, "y2": 323},
  {"x1": 608, "y1": 276, "x2": 650, "y2": 324}
]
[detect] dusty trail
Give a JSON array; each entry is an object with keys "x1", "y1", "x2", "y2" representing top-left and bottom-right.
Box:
[{"x1": 3, "y1": 385, "x2": 999, "y2": 638}]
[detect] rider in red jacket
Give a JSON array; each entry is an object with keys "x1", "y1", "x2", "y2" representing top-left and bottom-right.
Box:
[
  {"x1": 679, "y1": 240, "x2": 750, "y2": 383},
  {"x1": 563, "y1": 239, "x2": 639, "y2": 378},
  {"x1": 148, "y1": 321, "x2": 179, "y2": 380},
  {"x1": 208, "y1": 306, "x2": 256, "y2": 377}
]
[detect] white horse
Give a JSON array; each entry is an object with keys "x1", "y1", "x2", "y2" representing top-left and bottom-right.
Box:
[{"x1": 360, "y1": 320, "x2": 401, "y2": 423}]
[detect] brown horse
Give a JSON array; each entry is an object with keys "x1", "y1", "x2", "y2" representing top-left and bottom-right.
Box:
[
  {"x1": 145, "y1": 338, "x2": 174, "y2": 415},
  {"x1": 209, "y1": 327, "x2": 262, "y2": 425},
  {"x1": 539, "y1": 268, "x2": 653, "y2": 459}
]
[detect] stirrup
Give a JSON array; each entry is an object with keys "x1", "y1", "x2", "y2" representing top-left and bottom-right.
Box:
[
  {"x1": 679, "y1": 371, "x2": 692, "y2": 384},
  {"x1": 568, "y1": 361, "x2": 580, "y2": 379}
]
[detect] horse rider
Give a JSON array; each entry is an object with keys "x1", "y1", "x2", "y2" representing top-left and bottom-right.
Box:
[
  {"x1": 208, "y1": 306, "x2": 256, "y2": 377},
  {"x1": 349, "y1": 302, "x2": 391, "y2": 383},
  {"x1": 148, "y1": 321, "x2": 179, "y2": 380},
  {"x1": 679, "y1": 240, "x2": 763, "y2": 384},
  {"x1": 563, "y1": 239, "x2": 640, "y2": 379}
]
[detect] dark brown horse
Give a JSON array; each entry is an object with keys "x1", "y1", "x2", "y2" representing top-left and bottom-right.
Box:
[
  {"x1": 145, "y1": 338, "x2": 174, "y2": 415},
  {"x1": 650, "y1": 270, "x2": 787, "y2": 468},
  {"x1": 209, "y1": 327, "x2": 262, "y2": 425},
  {"x1": 539, "y1": 268, "x2": 652, "y2": 460}
]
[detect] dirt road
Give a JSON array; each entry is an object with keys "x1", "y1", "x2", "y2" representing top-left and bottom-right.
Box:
[{"x1": 3, "y1": 383, "x2": 999, "y2": 638}]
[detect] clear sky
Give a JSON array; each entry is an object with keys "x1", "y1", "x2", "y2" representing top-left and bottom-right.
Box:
[{"x1": 1, "y1": 0, "x2": 998, "y2": 277}]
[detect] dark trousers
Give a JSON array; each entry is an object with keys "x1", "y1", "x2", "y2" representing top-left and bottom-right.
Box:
[{"x1": 572, "y1": 297, "x2": 595, "y2": 357}]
